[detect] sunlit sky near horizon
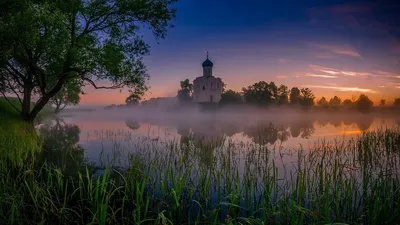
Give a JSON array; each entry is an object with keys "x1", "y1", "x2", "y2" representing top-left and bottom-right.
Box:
[{"x1": 80, "y1": 0, "x2": 400, "y2": 106}]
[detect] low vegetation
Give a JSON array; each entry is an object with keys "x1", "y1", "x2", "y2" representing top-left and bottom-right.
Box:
[{"x1": 1, "y1": 99, "x2": 399, "y2": 224}]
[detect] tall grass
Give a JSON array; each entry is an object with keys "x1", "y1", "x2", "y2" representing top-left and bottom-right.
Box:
[{"x1": 0, "y1": 108, "x2": 399, "y2": 224}]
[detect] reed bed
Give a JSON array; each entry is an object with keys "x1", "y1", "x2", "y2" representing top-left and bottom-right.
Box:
[{"x1": 0, "y1": 126, "x2": 399, "y2": 225}]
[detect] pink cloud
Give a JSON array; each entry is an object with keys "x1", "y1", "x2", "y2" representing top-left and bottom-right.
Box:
[
  {"x1": 307, "y1": 43, "x2": 362, "y2": 58},
  {"x1": 276, "y1": 76, "x2": 288, "y2": 79},
  {"x1": 305, "y1": 73, "x2": 338, "y2": 79},
  {"x1": 307, "y1": 85, "x2": 378, "y2": 94}
]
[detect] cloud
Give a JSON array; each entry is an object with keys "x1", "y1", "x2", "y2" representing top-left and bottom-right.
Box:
[
  {"x1": 378, "y1": 85, "x2": 385, "y2": 88},
  {"x1": 309, "y1": 65, "x2": 371, "y2": 77},
  {"x1": 305, "y1": 73, "x2": 338, "y2": 78},
  {"x1": 276, "y1": 76, "x2": 288, "y2": 79},
  {"x1": 307, "y1": 85, "x2": 378, "y2": 93},
  {"x1": 315, "y1": 53, "x2": 335, "y2": 59},
  {"x1": 307, "y1": 43, "x2": 362, "y2": 58}
]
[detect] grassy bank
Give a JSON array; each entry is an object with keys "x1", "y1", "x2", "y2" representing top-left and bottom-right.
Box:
[{"x1": 0, "y1": 100, "x2": 400, "y2": 224}]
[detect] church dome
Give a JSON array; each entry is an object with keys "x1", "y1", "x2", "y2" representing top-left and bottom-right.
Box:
[{"x1": 202, "y1": 58, "x2": 213, "y2": 67}]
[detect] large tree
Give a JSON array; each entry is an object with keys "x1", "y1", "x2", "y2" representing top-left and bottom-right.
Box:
[
  {"x1": 317, "y1": 97, "x2": 328, "y2": 108},
  {"x1": 355, "y1": 94, "x2": 373, "y2": 112},
  {"x1": 289, "y1": 87, "x2": 301, "y2": 105},
  {"x1": 329, "y1": 96, "x2": 342, "y2": 109},
  {"x1": 0, "y1": 0, "x2": 177, "y2": 122},
  {"x1": 220, "y1": 89, "x2": 242, "y2": 105},
  {"x1": 177, "y1": 79, "x2": 193, "y2": 103},
  {"x1": 299, "y1": 88, "x2": 315, "y2": 108},
  {"x1": 242, "y1": 81, "x2": 277, "y2": 105},
  {"x1": 50, "y1": 79, "x2": 83, "y2": 113},
  {"x1": 276, "y1": 84, "x2": 289, "y2": 105}
]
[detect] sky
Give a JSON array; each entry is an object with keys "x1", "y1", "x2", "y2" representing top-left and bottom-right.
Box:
[{"x1": 80, "y1": 0, "x2": 400, "y2": 106}]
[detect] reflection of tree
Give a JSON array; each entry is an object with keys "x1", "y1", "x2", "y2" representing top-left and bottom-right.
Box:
[
  {"x1": 354, "y1": 116, "x2": 374, "y2": 132},
  {"x1": 316, "y1": 118, "x2": 329, "y2": 127},
  {"x1": 243, "y1": 122, "x2": 289, "y2": 145},
  {"x1": 38, "y1": 119, "x2": 87, "y2": 175},
  {"x1": 125, "y1": 119, "x2": 141, "y2": 130},
  {"x1": 290, "y1": 120, "x2": 315, "y2": 139},
  {"x1": 330, "y1": 118, "x2": 342, "y2": 128}
]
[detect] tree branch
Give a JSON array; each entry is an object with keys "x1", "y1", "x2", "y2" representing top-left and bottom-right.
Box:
[{"x1": 84, "y1": 78, "x2": 123, "y2": 89}]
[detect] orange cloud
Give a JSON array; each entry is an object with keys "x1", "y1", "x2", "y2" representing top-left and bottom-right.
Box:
[
  {"x1": 276, "y1": 76, "x2": 288, "y2": 79},
  {"x1": 307, "y1": 85, "x2": 378, "y2": 93}
]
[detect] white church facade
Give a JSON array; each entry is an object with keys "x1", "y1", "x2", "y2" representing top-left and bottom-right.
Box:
[{"x1": 193, "y1": 54, "x2": 224, "y2": 103}]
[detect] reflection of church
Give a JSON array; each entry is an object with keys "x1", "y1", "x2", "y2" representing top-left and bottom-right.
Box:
[{"x1": 193, "y1": 53, "x2": 224, "y2": 103}]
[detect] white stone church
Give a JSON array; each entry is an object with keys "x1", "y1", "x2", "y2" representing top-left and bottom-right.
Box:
[{"x1": 193, "y1": 53, "x2": 224, "y2": 103}]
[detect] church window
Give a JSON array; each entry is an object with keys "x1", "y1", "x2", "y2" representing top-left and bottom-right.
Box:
[{"x1": 203, "y1": 85, "x2": 205, "y2": 90}]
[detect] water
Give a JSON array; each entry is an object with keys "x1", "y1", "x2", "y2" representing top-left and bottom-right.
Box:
[{"x1": 38, "y1": 108, "x2": 400, "y2": 168}]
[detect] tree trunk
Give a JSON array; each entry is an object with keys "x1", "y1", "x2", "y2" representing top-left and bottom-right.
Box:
[
  {"x1": 20, "y1": 85, "x2": 33, "y2": 122},
  {"x1": 27, "y1": 76, "x2": 67, "y2": 122}
]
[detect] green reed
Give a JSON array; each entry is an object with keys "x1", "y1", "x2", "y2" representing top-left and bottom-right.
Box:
[{"x1": 0, "y1": 124, "x2": 400, "y2": 224}]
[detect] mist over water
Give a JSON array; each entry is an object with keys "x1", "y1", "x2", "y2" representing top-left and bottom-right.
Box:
[{"x1": 42, "y1": 104, "x2": 400, "y2": 167}]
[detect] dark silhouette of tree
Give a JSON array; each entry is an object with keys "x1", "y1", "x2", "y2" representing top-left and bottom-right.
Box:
[
  {"x1": 355, "y1": 94, "x2": 373, "y2": 112},
  {"x1": 277, "y1": 84, "x2": 290, "y2": 105},
  {"x1": 50, "y1": 79, "x2": 83, "y2": 113},
  {"x1": 243, "y1": 122, "x2": 279, "y2": 145},
  {"x1": 242, "y1": 81, "x2": 277, "y2": 105},
  {"x1": 0, "y1": 0, "x2": 176, "y2": 122},
  {"x1": 393, "y1": 98, "x2": 400, "y2": 108},
  {"x1": 289, "y1": 87, "x2": 301, "y2": 105},
  {"x1": 299, "y1": 88, "x2": 315, "y2": 108},
  {"x1": 290, "y1": 120, "x2": 315, "y2": 139},
  {"x1": 177, "y1": 79, "x2": 193, "y2": 103},
  {"x1": 329, "y1": 96, "x2": 342, "y2": 109},
  {"x1": 125, "y1": 119, "x2": 140, "y2": 130},
  {"x1": 380, "y1": 99, "x2": 386, "y2": 107},
  {"x1": 126, "y1": 88, "x2": 145, "y2": 106},
  {"x1": 342, "y1": 99, "x2": 353, "y2": 109},
  {"x1": 220, "y1": 89, "x2": 243, "y2": 105},
  {"x1": 38, "y1": 119, "x2": 87, "y2": 175},
  {"x1": 317, "y1": 97, "x2": 329, "y2": 108}
]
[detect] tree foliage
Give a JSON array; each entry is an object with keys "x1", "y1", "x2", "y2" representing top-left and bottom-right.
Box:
[
  {"x1": 177, "y1": 79, "x2": 193, "y2": 103},
  {"x1": 276, "y1": 84, "x2": 289, "y2": 105},
  {"x1": 355, "y1": 94, "x2": 373, "y2": 112},
  {"x1": 125, "y1": 88, "x2": 145, "y2": 106},
  {"x1": 289, "y1": 87, "x2": 301, "y2": 105},
  {"x1": 220, "y1": 89, "x2": 242, "y2": 105},
  {"x1": 317, "y1": 97, "x2": 328, "y2": 108},
  {"x1": 0, "y1": 0, "x2": 177, "y2": 121},
  {"x1": 329, "y1": 96, "x2": 342, "y2": 109},
  {"x1": 242, "y1": 81, "x2": 277, "y2": 105},
  {"x1": 50, "y1": 79, "x2": 83, "y2": 113},
  {"x1": 299, "y1": 88, "x2": 315, "y2": 108}
]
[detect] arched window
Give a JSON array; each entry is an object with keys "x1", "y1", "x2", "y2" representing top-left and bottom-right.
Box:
[{"x1": 203, "y1": 85, "x2": 205, "y2": 90}]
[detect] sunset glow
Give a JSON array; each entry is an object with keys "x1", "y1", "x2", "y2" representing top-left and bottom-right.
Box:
[{"x1": 78, "y1": 0, "x2": 399, "y2": 106}]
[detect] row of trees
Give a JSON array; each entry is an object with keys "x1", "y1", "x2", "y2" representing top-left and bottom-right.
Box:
[{"x1": 178, "y1": 79, "x2": 400, "y2": 112}]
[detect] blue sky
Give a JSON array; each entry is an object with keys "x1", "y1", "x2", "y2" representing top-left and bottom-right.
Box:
[{"x1": 82, "y1": 0, "x2": 400, "y2": 105}]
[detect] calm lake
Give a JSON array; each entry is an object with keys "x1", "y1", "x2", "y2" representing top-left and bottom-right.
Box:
[{"x1": 39, "y1": 108, "x2": 400, "y2": 168}]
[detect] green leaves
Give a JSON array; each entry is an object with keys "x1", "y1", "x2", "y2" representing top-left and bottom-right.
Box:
[{"x1": 0, "y1": 0, "x2": 177, "y2": 120}]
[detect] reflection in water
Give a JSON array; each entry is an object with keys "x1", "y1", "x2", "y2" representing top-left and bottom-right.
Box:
[
  {"x1": 125, "y1": 119, "x2": 141, "y2": 130},
  {"x1": 38, "y1": 119, "x2": 88, "y2": 175}
]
